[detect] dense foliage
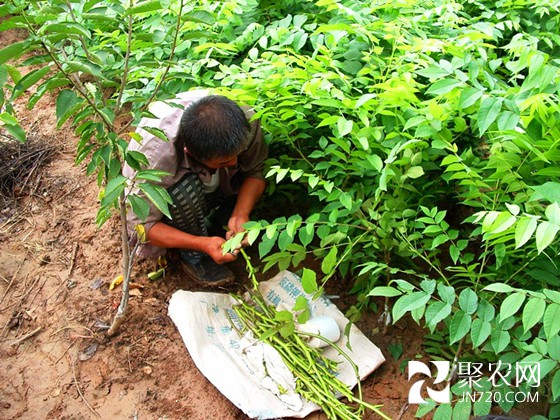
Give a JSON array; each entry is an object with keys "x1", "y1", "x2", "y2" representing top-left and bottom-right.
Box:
[{"x1": 1, "y1": 0, "x2": 559, "y2": 418}]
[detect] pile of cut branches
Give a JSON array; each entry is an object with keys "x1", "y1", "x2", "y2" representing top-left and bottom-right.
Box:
[
  {"x1": 229, "y1": 250, "x2": 390, "y2": 420},
  {"x1": 0, "y1": 134, "x2": 55, "y2": 207}
]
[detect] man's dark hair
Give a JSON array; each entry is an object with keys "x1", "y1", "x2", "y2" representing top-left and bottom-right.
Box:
[{"x1": 178, "y1": 95, "x2": 250, "y2": 162}]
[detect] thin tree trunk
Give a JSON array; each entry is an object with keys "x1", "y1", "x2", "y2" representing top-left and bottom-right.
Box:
[{"x1": 107, "y1": 192, "x2": 132, "y2": 336}]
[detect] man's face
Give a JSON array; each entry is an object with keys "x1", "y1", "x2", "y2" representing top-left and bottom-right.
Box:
[
  {"x1": 184, "y1": 147, "x2": 238, "y2": 169},
  {"x1": 202, "y1": 155, "x2": 238, "y2": 170}
]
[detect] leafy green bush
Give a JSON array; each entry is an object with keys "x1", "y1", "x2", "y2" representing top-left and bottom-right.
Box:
[{"x1": 214, "y1": 0, "x2": 560, "y2": 417}]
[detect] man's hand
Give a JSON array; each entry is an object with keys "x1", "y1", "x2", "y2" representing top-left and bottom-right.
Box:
[
  {"x1": 225, "y1": 177, "x2": 266, "y2": 246},
  {"x1": 204, "y1": 236, "x2": 238, "y2": 264},
  {"x1": 226, "y1": 214, "x2": 250, "y2": 246}
]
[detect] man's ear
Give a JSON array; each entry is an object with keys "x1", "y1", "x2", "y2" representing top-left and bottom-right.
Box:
[{"x1": 184, "y1": 147, "x2": 188, "y2": 154}]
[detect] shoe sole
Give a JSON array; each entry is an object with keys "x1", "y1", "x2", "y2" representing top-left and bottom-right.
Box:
[{"x1": 179, "y1": 261, "x2": 235, "y2": 288}]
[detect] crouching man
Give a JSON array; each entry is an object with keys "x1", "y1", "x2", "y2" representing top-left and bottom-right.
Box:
[{"x1": 124, "y1": 90, "x2": 267, "y2": 286}]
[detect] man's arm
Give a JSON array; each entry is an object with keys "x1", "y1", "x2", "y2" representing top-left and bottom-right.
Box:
[
  {"x1": 147, "y1": 222, "x2": 237, "y2": 264},
  {"x1": 226, "y1": 177, "x2": 266, "y2": 240}
]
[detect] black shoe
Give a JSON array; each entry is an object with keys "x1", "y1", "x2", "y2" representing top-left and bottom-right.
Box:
[{"x1": 179, "y1": 255, "x2": 235, "y2": 287}]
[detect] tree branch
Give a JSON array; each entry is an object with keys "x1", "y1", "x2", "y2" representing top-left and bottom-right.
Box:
[{"x1": 117, "y1": 0, "x2": 185, "y2": 135}]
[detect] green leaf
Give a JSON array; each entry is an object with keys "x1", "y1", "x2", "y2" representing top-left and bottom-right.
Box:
[
  {"x1": 546, "y1": 202, "x2": 560, "y2": 225},
  {"x1": 258, "y1": 231, "x2": 277, "y2": 258},
  {"x1": 0, "y1": 41, "x2": 27, "y2": 65},
  {"x1": 321, "y1": 247, "x2": 338, "y2": 275},
  {"x1": 125, "y1": 0, "x2": 162, "y2": 15},
  {"x1": 426, "y1": 78, "x2": 462, "y2": 95},
  {"x1": 499, "y1": 292, "x2": 526, "y2": 322},
  {"x1": 505, "y1": 203, "x2": 520, "y2": 216},
  {"x1": 487, "y1": 212, "x2": 516, "y2": 234},
  {"x1": 296, "y1": 308, "x2": 310, "y2": 324},
  {"x1": 298, "y1": 223, "x2": 314, "y2": 247},
  {"x1": 449, "y1": 244, "x2": 460, "y2": 263},
  {"x1": 11, "y1": 66, "x2": 51, "y2": 100},
  {"x1": 354, "y1": 93, "x2": 376, "y2": 108},
  {"x1": 535, "y1": 221, "x2": 559, "y2": 254},
  {"x1": 142, "y1": 126, "x2": 169, "y2": 141},
  {"x1": 286, "y1": 216, "x2": 301, "y2": 238},
  {"x1": 433, "y1": 403, "x2": 452, "y2": 420},
  {"x1": 101, "y1": 175, "x2": 126, "y2": 207},
  {"x1": 366, "y1": 154, "x2": 383, "y2": 172},
  {"x1": 437, "y1": 283, "x2": 456, "y2": 305},
  {"x1": 544, "y1": 289, "x2": 560, "y2": 304},
  {"x1": 246, "y1": 227, "x2": 260, "y2": 246},
  {"x1": 483, "y1": 283, "x2": 514, "y2": 293},
  {"x1": 392, "y1": 292, "x2": 431, "y2": 323},
  {"x1": 420, "y1": 279, "x2": 436, "y2": 295},
  {"x1": 55, "y1": 89, "x2": 79, "y2": 127},
  {"x1": 491, "y1": 329, "x2": 510, "y2": 352},
  {"x1": 222, "y1": 234, "x2": 245, "y2": 254},
  {"x1": 543, "y1": 303, "x2": 560, "y2": 339},
  {"x1": 477, "y1": 300, "x2": 495, "y2": 323},
  {"x1": 0, "y1": 65, "x2": 7, "y2": 86},
  {"x1": 6, "y1": 64, "x2": 21, "y2": 84},
  {"x1": 416, "y1": 65, "x2": 451, "y2": 79},
  {"x1": 425, "y1": 301, "x2": 452, "y2": 329},
  {"x1": 293, "y1": 295, "x2": 308, "y2": 312},
  {"x1": 128, "y1": 194, "x2": 150, "y2": 221},
  {"x1": 470, "y1": 319, "x2": 491, "y2": 347},
  {"x1": 336, "y1": 117, "x2": 353, "y2": 137},
  {"x1": 497, "y1": 111, "x2": 519, "y2": 131},
  {"x1": 265, "y1": 224, "x2": 278, "y2": 240},
  {"x1": 406, "y1": 166, "x2": 424, "y2": 179},
  {"x1": 452, "y1": 400, "x2": 472, "y2": 420},
  {"x1": 0, "y1": 112, "x2": 17, "y2": 125},
  {"x1": 339, "y1": 192, "x2": 352, "y2": 210},
  {"x1": 522, "y1": 298, "x2": 546, "y2": 333},
  {"x1": 135, "y1": 169, "x2": 168, "y2": 182},
  {"x1": 275, "y1": 310, "x2": 293, "y2": 322},
  {"x1": 415, "y1": 400, "x2": 438, "y2": 418},
  {"x1": 552, "y1": 370, "x2": 560, "y2": 400},
  {"x1": 42, "y1": 22, "x2": 91, "y2": 38},
  {"x1": 459, "y1": 288, "x2": 478, "y2": 315},
  {"x1": 473, "y1": 396, "x2": 492, "y2": 417},
  {"x1": 481, "y1": 211, "x2": 500, "y2": 231},
  {"x1": 65, "y1": 61, "x2": 103, "y2": 79},
  {"x1": 530, "y1": 182, "x2": 560, "y2": 203},
  {"x1": 279, "y1": 322, "x2": 295, "y2": 338},
  {"x1": 3, "y1": 124, "x2": 26, "y2": 142},
  {"x1": 459, "y1": 87, "x2": 483, "y2": 108},
  {"x1": 449, "y1": 310, "x2": 471, "y2": 344},
  {"x1": 477, "y1": 97, "x2": 502, "y2": 135},
  {"x1": 386, "y1": 342, "x2": 403, "y2": 360},
  {"x1": 138, "y1": 183, "x2": 172, "y2": 219},
  {"x1": 515, "y1": 217, "x2": 538, "y2": 249},
  {"x1": 109, "y1": 158, "x2": 121, "y2": 179},
  {"x1": 183, "y1": 10, "x2": 215, "y2": 25},
  {"x1": 367, "y1": 286, "x2": 402, "y2": 297},
  {"x1": 301, "y1": 268, "x2": 318, "y2": 294},
  {"x1": 277, "y1": 230, "x2": 293, "y2": 251}
]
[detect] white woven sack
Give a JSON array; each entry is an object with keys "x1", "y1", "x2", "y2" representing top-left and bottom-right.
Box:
[{"x1": 168, "y1": 270, "x2": 385, "y2": 419}]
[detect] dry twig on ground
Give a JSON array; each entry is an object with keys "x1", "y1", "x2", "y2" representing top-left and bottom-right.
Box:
[{"x1": 10, "y1": 326, "x2": 42, "y2": 347}]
